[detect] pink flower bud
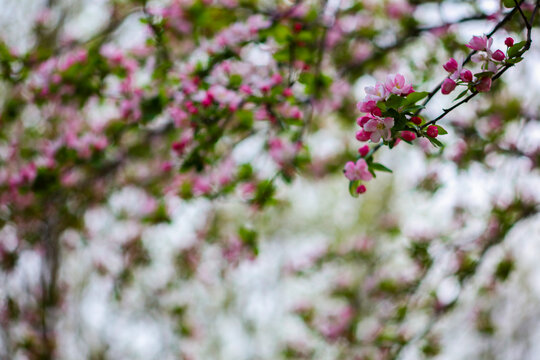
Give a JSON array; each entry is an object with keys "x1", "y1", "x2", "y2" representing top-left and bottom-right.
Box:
[
  {"x1": 460, "y1": 69, "x2": 473, "y2": 82},
  {"x1": 505, "y1": 37, "x2": 514, "y2": 47},
  {"x1": 441, "y1": 78, "x2": 457, "y2": 95},
  {"x1": 357, "y1": 116, "x2": 370, "y2": 127},
  {"x1": 358, "y1": 145, "x2": 370, "y2": 157},
  {"x1": 371, "y1": 107, "x2": 382, "y2": 117},
  {"x1": 491, "y1": 49, "x2": 505, "y2": 61},
  {"x1": 401, "y1": 131, "x2": 416, "y2": 142},
  {"x1": 476, "y1": 77, "x2": 492, "y2": 92},
  {"x1": 426, "y1": 125, "x2": 438, "y2": 138},
  {"x1": 443, "y1": 58, "x2": 458, "y2": 73},
  {"x1": 356, "y1": 185, "x2": 367, "y2": 194},
  {"x1": 282, "y1": 88, "x2": 293, "y2": 97},
  {"x1": 356, "y1": 130, "x2": 372, "y2": 142}
]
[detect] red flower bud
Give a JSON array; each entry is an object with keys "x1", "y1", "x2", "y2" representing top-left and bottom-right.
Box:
[
  {"x1": 356, "y1": 184, "x2": 367, "y2": 194},
  {"x1": 426, "y1": 125, "x2": 438, "y2": 138},
  {"x1": 505, "y1": 37, "x2": 514, "y2": 47},
  {"x1": 358, "y1": 145, "x2": 370, "y2": 157},
  {"x1": 401, "y1": 131, "x2": 416, "y2": 142},
  {"x1": 410, "y1": 116, "x2": 422, "y2": 125},
  {"x1": 371, "y1": 107, "x2": 382, "y2": 117},
  {"x1": 460, "y1": 69, "x2": 473, "y2": 82},
  {"x1": 443, "y1": 58, "x2": 458, "y2": 73},
  {"x1": 491, "y1": 49, "x2": 505, "y2": 61}
]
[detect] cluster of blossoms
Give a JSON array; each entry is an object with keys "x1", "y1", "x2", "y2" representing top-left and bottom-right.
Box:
[
  {"x1": 441, "y1": 35, "x2": 517, "y2": 95},
  {"x1": 344, "y1": 74, "x2": 419, "y2": 194}
]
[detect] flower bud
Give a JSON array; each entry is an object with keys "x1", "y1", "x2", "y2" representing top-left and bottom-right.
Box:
[
  {"x1": 426, "y1": 125, "x2": 438, "y2": 138},
  {"x1": 441, "y1": 78, "x2": 457, "y2": 95},
  {"x1": 443, "y1": 58, "x2": 458, "y2": 73},
  {"x1": 401, "y1": 131, "x2": 416, "y2": 142},
  {"x1": 476, "y1": 77, "x2": 492, "y2": 92},
  {"x1": 356, "y1": 184, "x2": 367, "y2": 194},
  {"x1": 491, "y1": 49, "x2": 505, "y2": 61},
  {"x1": 358, "y1": 145, "x2": 370, "y2": 157},
  {"x1": 505, "y1": 37, "x2": 514, "y2": 47},
  {"x1": 460, "y1": 69, "x2": 473, "y2": 82},
  {"x1": 410, "y1": 116, "x2": 422, "y2": 125},
  {"x1": 356, "y1": 130, "x2": 372, "y2": 142}
]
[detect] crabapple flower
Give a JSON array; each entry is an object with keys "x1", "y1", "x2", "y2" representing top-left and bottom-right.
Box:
[
  {"x1": 364, "y1": 83, "x2": 389, "y2": 102},
  {"x1": 505, "y1": 37, "x2": 514, "y2": 47},
  {"x1": 363, "y1": 117, "x2": 394, "y2": 142},
  {"x1": 466, "y1": 35, "x2": 493, "y2": 52},
  {"x1": 384, "y1": 73, "x2": 414, "y2": 96},
  {"x1": 344, "y1": 159, "x2": 373, "y2": 182},
  {"x1": 358, "y1": 100, "x2": 377, "y2": 113},
  {"x1": 441, "y1": 78, "x2": 457, "y2": 95}
]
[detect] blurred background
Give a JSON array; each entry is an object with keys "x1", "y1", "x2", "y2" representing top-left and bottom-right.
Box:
[{"x1": 1, "y1": 0, "x2": 540, "y2": 359}]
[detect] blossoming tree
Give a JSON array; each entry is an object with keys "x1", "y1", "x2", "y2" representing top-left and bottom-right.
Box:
[{"x1": 1, "y1": 0, "x2": 540, "y2": 359}]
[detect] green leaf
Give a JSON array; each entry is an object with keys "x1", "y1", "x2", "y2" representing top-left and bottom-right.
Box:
[
  {"x1": 435, "y1": 125, "x2": 448, "y2": 135},
  {"x1": 370, "y1": 162, "x2": 393, "y2": 173},
  {"x1": 453, "y1": 89, "x2": 469, "y2": 101},
  {"x1": 508, "y1": 41, "x2": 527, "y2": 58},
  {"x1": 505, "y1": 57, "x2": 523, "y2": 64},
  {"x1": 427, "y1": 136, "x2": 444, "y2": 148},
  {"x1": 403, "y1": 91, "x2": 429, "y2": 106},
  {"x1": 385, "y1": 94, "x2": 404, "y2": 110},
  {"x1": 502, "y1": 0, "x2": 515, "y2": 8},
  {"x1": 349, "y1": 180, "x2": 360, "y2": 197},
  {"x1": 474, "y1": 71, "x2": 494, "y2": 78},
  {"x1": 402, "y1": 104, "x2": 425, "y2": 113}
]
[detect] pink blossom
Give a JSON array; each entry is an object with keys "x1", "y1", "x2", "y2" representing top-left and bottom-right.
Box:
[
  {"x1": 344, "y1": 159, "x2": 373, "y2": 181},
  {"x1": 384, "y1": 73, "x2": 414, "y2": 96},
  {"x1": 269, "y1": 138, "x2": 301, "y2": 165},
  {"x1": 364, "y1": 83, "x2": 389, "y2": 102},
  {"x1": 466, "y1": 35, "x2": 493, "y2": 52},
  {"x1": 363, "y1": 117, "x2": 394, "y2": 142},
  {"x1": 358, "y1": 100, "x2": 377, "y2": 113}
]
